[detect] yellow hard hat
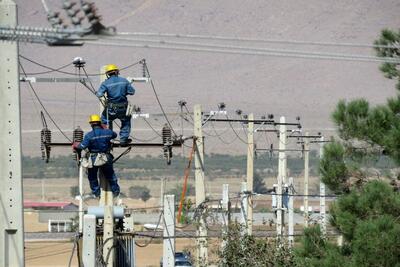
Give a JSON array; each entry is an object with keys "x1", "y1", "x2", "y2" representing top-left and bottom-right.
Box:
[
  {"x1": 105, "y1": 64, "x2": 119, "y2": 73},
  {"x1": 89, "y1": 114, "x2": 101, "y2": 123}
]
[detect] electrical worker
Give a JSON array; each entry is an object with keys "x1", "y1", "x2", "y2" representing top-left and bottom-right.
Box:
[
  {"x1": 96, "y1": 64, "x2": 135, "y2": 145},
  {"x1": 72, "y1": 114, "x2": 120, "y2": 198}
]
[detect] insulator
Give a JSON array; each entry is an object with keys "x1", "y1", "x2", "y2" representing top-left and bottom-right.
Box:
[
  {"x1": 40, "y1": 127, "x2": 51, "y2": 163},
  {"x1": 72, "y1": 126, "x2": 84, "y2": 161},
  {"x1": 67, "y1": 8, "x2": 80, "y2": 18},
  {"x1": 162, "y1": 124, "x2": 172, "y2": 145},
  {"x1": 73, "y1": 126, "x2": 84, "y2": 142},
  {"x1": 62, "y1": 1, "x2": 76, "y2": 10},
  {"x1": 71, "y1": 16, "x2": 84, "y2": 25},
  {"x1": 142, "y1": 60, "x2": 147, "y2": 77},
  {"x1": 162, "y1": 124, "x2": 172, "y2": 164}
]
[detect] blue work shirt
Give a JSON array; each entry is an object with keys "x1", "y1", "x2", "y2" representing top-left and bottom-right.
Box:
[
  {"x1": 96, "y1": 76, "x2": 135, "y2": 104},
  {"x1": 79, "y1": 126, "x2": 117, "y2": 153}
]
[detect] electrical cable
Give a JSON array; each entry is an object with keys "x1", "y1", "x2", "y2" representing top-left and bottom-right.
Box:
[
  {"x1": 19, "y1": 55, "x2": 142, "y2": 76},
  {"x1": 86, "y1": 40, "x2": 400, "y2": 64},
  {"x1": 20, "y1": 62, "x2": 72, "y2": 142},
  {"x1": 144, "y1": 63, "x2": 178, "y2": 136},
  {"x1": 142, "y1": 118, "x2": 162, "y2": 137},
  {"x1": 21, "y1": 62, "x2": 72, "y2": 75},
  {"x1": 101, "y1": 36, "x2": 400, "y2": 62},
  {"x1": 68, "y1": 233, "x2": 80, "y2": 267},
  {"x1": 134, "y1": 211, "x2": 163, "y2": 247},
  {"x1": 177, "y1": 139, "x2": 196, "y2": 223},
  {"x1": 117, "y1": 31, "x2": 400, "y2": 49},
  {"x1": 225, "y1": 115, "x2": 248, "y2": 144},
  {"x1": 208, "y1": 121, "x2": 238, "y2": 145}
]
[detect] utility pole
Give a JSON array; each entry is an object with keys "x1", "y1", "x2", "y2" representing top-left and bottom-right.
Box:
[
  {"x1": 319, "y1": 136, "x2": 326, "y2": 235},
  {"x1": 221, "y1": 184, "x2": 229, "y2": 251},
  {"x1": 276, "y1": 116, "x2": 286, "y2": 237},
  {"x1": 163, "y1": 195, "x2": 175, "y2": 267},
  {"x1": 288, "y1": 177, "x2": 294, "y2": 246},
  {"x1": 193, "y1": 104, "x2": 208, "y2": 265},
  {"x1": 246, "y1": 113, "x2": 254, "y2": 235},
  {"x1": 0, "y1": 1, "x2": 25, "y2": 266},
  {"x1": 160, "y1": 177, "x2": 166, "y2": 209},
  {"x1": 99, "y1": 66, "x2": 114, "y2": 266},
  {"x1": 78, "y1": 164, "x2": 84, "y2": 233},
  {"x1": 240, "y1": 182, "x2": 248, "y2": 235},
  {"x1": 303, "y1": 132, "x2": 310, "y2": 227}
]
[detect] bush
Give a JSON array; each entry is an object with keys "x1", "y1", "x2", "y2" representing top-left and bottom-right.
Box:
[{"x1": 128, "y1": 185, "x2": 151, "y2": 202}]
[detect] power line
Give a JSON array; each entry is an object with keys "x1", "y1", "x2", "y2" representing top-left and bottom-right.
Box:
[
  {"x1": 117, "y1": 31, "x2": 399, "y2": 49},
  {"x1": 20, "y1": 62, "x2": 72, "y2": 142},
  {"x1": 144, "y1": 63, "x2": 178, "y2": 136},
  {"x1": 101, "y1": 36, "x2": 399, "y2": 62},
  {"x1": 86, "y1": 40, "x2": 399, "y2": 63},
  {"x1": 19, "y1": 55, "x2": 143, "y2": 76}
]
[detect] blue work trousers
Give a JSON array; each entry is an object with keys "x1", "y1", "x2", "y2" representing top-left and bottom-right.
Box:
[
  {"x1": 101, "y1": 106, "x2": 131, "y2": 142},
  {"x1": 87, "y1": 161, "x2": 120, "y2": 197}
]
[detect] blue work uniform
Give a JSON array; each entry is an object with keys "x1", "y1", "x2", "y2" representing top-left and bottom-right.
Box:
[
  {"x1": 79, "y1": 126, "x2": 119, "y2": 197},
  {"x1": 96, "y1": 75, "x2": 135, "y2": 143}
]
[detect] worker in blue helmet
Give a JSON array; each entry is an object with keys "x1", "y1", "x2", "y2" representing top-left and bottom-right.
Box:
[
  {"x1": 72, "y1": 114, "x2": 120, "y2": 198},
  {"x1": 96, "y1": 64, "x2": 135, "y2": 145}
]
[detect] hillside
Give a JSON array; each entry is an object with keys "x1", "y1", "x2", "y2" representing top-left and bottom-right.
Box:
[{"x1": 15, "y1": 0, "x2": 400, "y2": 156}]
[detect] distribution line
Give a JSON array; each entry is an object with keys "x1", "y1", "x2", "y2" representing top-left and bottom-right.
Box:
[
  {"x1": 144, "y1": 63, "x2": 178, "y2": 136},
  {"x1": 117, "y1": 31, "x2": 399, "y2": 49},
  {"x1": 20, "y1": 62, "x2": 72, "y2": 142},
  {"x1": 19, "y1": 55, "x2": 143, "y2": 76},
  {"x1": 86, "y1": 40, "x2": 399, "y2": 63},
  {"x1": 100, "y1": 36, "x2": 397, "y2": 62},
  {"x1": 21, "y1": 61, "x2": 72, "y2": 75}
]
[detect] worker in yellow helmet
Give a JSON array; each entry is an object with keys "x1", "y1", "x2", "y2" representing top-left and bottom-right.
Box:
[
  {"x1": 72, "y1": 114, "x2": 119, "y2": 197},
  {"x1": 96, "y1": 64, "x2": 135, "y2": 145}
]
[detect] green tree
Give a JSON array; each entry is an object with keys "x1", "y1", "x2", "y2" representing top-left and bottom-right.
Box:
[
  {"x1": 218, "y1": 223, "x2": 295, "y2": 267},
  {"x1": 128, "y1": 185, "x2": 151, "y2": 202},
  {"x1": 253, "y1": 172, "x2": 268, "y2": 194},
  {"x1": 167, "y1": 184, "x2": 195, "y2": 197},
  {"x1": 70, "y1": 185, "x2": 79, "y2": 197},
  {"x1": 299, "y1": 29, "x2": 400, "y2": 267}
]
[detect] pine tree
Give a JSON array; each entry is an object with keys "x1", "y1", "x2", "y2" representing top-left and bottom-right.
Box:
[{"x1": 296, "y1": 29, "x2": 400, "y2": 267}]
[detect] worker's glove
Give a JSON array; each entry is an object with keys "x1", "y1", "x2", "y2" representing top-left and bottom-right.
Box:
[{"x1": 72, "y1": 142, "x2": 80, "y2": 151}]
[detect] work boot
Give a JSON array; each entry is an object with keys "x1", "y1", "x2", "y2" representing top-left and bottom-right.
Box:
[{"x1": 120, "y1": 138, "x2": 132, "y2": 146}]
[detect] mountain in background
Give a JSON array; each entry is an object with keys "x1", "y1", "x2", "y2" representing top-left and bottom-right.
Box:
[{"x1": 16, "y1": 0, "x2": 400, "y2": 156}]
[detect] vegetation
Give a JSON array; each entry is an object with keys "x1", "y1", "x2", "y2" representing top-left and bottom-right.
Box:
[
  {"x1": 70, "y1": 185, "x2": 79, "y2": 197},
  {"x1": 219, "y1": 29, "x2": 400, "y2": 267},
  {"x1": 22, "y1": 152, "x2": 394, "y2": 180},
  {"x1": 167, "y1": 184, "x2": 195, "y2": 197},
  {"x1": 295, "y1": 28, "x2": 400, "y2": 267},
  {"x1": 128, "y1": 185, "x2": 151, "y2": 202},
  {"x1": 218, "y1": 223, "x2": 294, "y2": 267}
]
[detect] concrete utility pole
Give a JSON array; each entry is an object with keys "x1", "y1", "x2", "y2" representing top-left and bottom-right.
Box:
[
  {"x1": 160, "y1": 177, "x2": 166, "y2": 209},
  {"x1": 246, "y1": 113, "x2": 254, "y2": 235},
  {"x1": 78, "y1": 165, "x2": 84, "y2": 233},
  {"x1": 276, "y1": 116, "x2": 287, "y2": 237},
  {"x1": 99, "y1": 66, "x2": 114, "y2": 266},
  {"x1": 0, "y1": 1, "x2": 25, "y2": 266},
  {"x1": 82, "y1": 214, "x2": 96, "y2": 266},
  {"x1": 319, "y1": 136, "x2": 326, "y2": 235},
  {"x1": 163, "y1": 195, "x2": 175, "y2": 267},
  {"x1": 193, "y1": 104, "x2": 208, "y2": 265},
  {"x1": 221, "y1": 184, "x2": 229, "y2": 250},
  {"x1": 240, "y1": 182, "x2": 248, "y2": 235},
  {"x1": 303, "y1": 132, "x2": 310, "y2": 227},
  {"x1": 288, "y1": 177, "x2": 294, "y2": 246}
]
